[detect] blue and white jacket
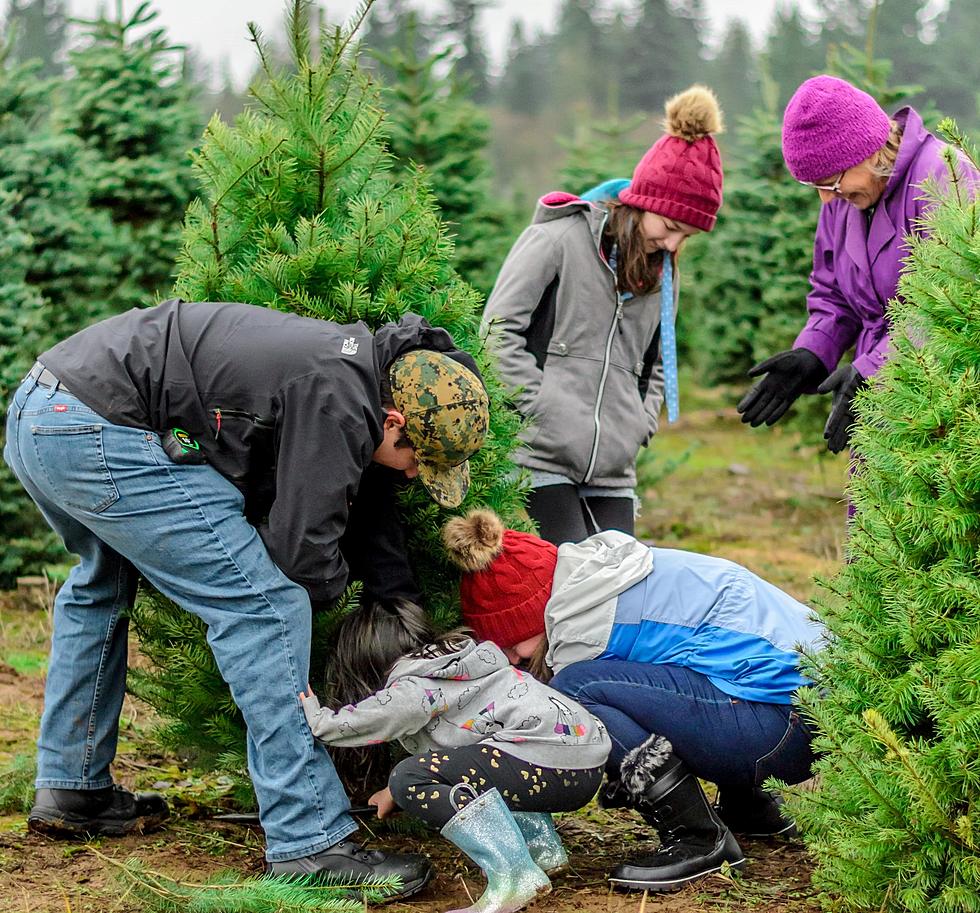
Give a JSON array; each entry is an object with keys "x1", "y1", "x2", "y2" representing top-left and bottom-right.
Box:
[{"x1": 544, "y1": 531, "x2": 825, "y2": 704}]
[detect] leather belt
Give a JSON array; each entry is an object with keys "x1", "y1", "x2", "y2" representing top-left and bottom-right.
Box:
[{"x1": 27, "y1": 362, "x2": 71, "y2": 395}]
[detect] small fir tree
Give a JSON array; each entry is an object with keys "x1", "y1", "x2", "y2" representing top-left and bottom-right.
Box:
[
  {"x1": 127, "y1": 0, "x2": 527, "y2": 781},
  {"x1": 0, "y1": 49, "x2": 119, "y2": 585},
  {"x1": 786, "y1": 122, "x2": 980, "y2": 913},
  {"x1": 372, "y1": 14, "x2": 514, "y2": 296},
  {"x1": 55, "y1": 0, "x2": 199, "y2": 311}
]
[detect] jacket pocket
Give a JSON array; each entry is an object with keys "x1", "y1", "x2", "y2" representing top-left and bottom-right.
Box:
[{"x1": 31, "y1": 424, "x2": 120, "y2": 513}]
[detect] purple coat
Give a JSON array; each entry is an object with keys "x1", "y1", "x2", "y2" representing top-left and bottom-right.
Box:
[{"x1": 794, "y1": 107, "x2": 979, "y2": 380}]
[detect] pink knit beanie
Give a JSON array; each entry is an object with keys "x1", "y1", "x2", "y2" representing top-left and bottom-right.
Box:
[
  {"x1": 782, "y1": 75, "x2": 891, "y2": 183},
  {"x1": 619, "y1": 85, "x2": 724, "y2": 232}
]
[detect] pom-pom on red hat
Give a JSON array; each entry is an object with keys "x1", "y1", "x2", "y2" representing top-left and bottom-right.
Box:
[
  {"x1": 442, "y1": 509, "x2": 557, "y2": 648},
  {"x1": 619, "y1": 85, "x2": 725, "y2": 232}
]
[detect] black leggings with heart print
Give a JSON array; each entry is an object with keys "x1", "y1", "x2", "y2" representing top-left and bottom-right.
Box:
[{"x1": 388, "y1": 743, "x2": 603, "y2": 829}]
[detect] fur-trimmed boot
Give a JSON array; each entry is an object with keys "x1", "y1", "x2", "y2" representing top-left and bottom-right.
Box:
[
  {"x1": 608, "y1": 734, "x2": 745, "y2": 892},
  {"x1": 512, "y1": 812, "x2": 568, "y2": 874},
  {"x1": 441, "y1": 788, "x2": 551, "y2": 913}
]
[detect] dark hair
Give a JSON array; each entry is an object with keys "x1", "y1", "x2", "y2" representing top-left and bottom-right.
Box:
[
  {"x1": 604, "y1": 201, "x2": 665, "y2": 297},
  {"x1": 329, "y1": 599, "x2": 472, "y2": 707},
  {"x1": 527, "y1": 631, "x2": 553, "y2": 683}
]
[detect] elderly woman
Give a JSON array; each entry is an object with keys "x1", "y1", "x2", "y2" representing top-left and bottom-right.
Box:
[{"x1": 737, "y1": 75, "x2": 978, "y2": 452}]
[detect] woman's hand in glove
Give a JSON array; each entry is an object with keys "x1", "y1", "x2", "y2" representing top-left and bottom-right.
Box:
[
  {"x1": 817, "y1": 363, "x2": 866, "y2": 454},
  {"x1": 737, "y1": 348, "x2": 828, "y2": 427}
]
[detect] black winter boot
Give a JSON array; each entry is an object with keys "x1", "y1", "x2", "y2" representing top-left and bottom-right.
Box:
[
  {"x1": 608, "y1": 735, "x2": 745, "y2": 892},
  {"x1": 715, "y1": 786, "x2": 798, "y2": 838},
  {"x1": 267, "y1": 840, "x2": 432, "y2": 901},
  {"x1": 28, "y1": 786, "x2": 169, "y2": 837}
]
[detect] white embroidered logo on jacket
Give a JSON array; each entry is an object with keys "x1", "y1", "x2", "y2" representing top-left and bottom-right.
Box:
[{"x1": 341, "y1": 337, "x2": 359, "y2": 355}]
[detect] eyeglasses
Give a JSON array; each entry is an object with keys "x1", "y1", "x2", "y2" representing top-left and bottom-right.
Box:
[{"x1": 798, "y1": 172, "x2": 844, "y2": 194}]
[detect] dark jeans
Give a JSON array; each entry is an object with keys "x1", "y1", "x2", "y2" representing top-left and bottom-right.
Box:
[
  {"x1": 527, "y1": 484, "x2": 634, "y2": 544},
  {"x1": 388, "y1": 745, "x2": 603, "y2": 829},
  {"x1": 551, "y1": 660, "x2": 815, "y2": 790}
]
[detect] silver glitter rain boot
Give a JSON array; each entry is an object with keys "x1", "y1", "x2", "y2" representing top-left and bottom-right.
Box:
[
  {"x1": 512, "y1": 812, "x2": 568, "y2": 875},
  {"x1": 441, "y1": 788, "x2": 551, "y2": 913}
]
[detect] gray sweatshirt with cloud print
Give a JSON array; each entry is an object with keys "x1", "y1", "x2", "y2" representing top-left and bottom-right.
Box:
[{"x1": 302, "y1": 638, "x2": 610, "y2": 770}]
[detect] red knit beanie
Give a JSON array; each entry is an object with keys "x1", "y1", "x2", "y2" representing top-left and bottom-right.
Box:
[
  {"x1": 619, "y1": 85, "x2": 724, "y2": 232},
  {"x1": 442, "y1": 509, "x2": 557, "y2": 648}
]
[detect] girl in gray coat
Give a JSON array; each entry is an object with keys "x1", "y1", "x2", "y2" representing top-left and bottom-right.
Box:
[
  {"x1": 483, "y1": 86, "x2": 724, "y2": 544},
  {"x1": 301, "y1": 600, "x2": 610, "y2": 913}
]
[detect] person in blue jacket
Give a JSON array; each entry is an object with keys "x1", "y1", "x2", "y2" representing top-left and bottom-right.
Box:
[{"x1": 442, "y1": 509, "x2": 823, "y2": 894}]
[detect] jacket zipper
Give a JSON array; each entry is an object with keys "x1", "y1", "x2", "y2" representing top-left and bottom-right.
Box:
[
  {"x1": 211, "y1": 408, "x2": 274, "y2": 441},
  {"x1": 584, "y1": 212, "x2": 622, "y2": 483}
]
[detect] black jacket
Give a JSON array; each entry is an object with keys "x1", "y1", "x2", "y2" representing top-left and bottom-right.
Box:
[{"x1": 41, "y1": 300, "x2": 468, "y2": 605}]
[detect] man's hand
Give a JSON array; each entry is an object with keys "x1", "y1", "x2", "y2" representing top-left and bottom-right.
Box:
[
  {"x1": 817, "y1": 363, "x2": 866, "y2": 453},
  {"x1": 737, "y1": 348, "x2": 828, "y2": 427},
  {"x1": 369, "y1": 787, "x2": 399, "y2": 820}
]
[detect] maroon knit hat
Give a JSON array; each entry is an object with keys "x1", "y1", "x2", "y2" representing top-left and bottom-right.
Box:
[
  {"x1": 442, "y1": 510, "x2": 557, "y2": 648},
  {"x1": 619, "y1": 85, "x2": 725, "y2": 232}
]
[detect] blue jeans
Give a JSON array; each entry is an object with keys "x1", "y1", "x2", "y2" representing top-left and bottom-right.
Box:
[
  {"x1": 3, "y1": 379, "x2": 357, "y2": 861},
  {"x1": 550, "y1": 660, "x2": 815, "y2": 789}
]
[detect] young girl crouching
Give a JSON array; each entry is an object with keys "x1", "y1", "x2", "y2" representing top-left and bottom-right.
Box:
[{"x1": 301, "y1": 600, "x2": 610, "y2": 913}]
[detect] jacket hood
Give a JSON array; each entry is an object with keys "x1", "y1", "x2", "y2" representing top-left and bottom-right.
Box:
[
  {"x1": 373, "y1": 312, "x2": 480, "y2": 378},
  {"x1": 532, "y1": 191, "x2": 608, "y2": 247},
  {"x1": 884, "y1": 107, "x2": 930, "y2": 197},
  {"x1": 387, "y1": 637, "x2": 509, "y2": 685},
  {"x1": 544, "y1": 531, "x2": 653, "y2": 672}
]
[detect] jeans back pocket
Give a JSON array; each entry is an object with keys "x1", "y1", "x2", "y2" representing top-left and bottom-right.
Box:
[{"x1": 31, "y1": 424, "x2": 120, "y2": 514}]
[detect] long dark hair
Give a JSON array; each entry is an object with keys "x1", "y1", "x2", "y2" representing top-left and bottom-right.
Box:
[
  {"x1": 328, "y1": 599, "x2": 471, "y2": 708},
  {"x1": 604, "y1": 201, "x2": 665, "y2": 297}
]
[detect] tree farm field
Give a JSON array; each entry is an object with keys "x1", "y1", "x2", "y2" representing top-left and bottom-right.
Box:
[{"x1": 0, "y1": 384, "x2": 846, "y2": 913}]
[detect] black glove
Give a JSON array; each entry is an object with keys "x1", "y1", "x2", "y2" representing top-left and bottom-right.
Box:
[
  {"x1": 737, "y1": 348, "x2": 828, "y2": 427},
  {"x1": 817, "y1": 363, "x2": 865, "y2": 454}
]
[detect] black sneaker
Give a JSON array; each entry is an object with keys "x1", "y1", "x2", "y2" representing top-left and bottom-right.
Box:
[
  {"x1": 267, "y1": 840, "x2": 432, "y2": 901},
  {"x1": 715, "y1": 787, "x2": 798, "y2": 838},
  {"x1": 28, "y1": 785, "x2": 169, "y2": 837}
]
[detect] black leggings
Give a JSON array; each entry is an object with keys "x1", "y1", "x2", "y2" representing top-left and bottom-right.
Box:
[
  {"x1": 527, "y1": 484, "x2": 634, "y2": 545},
  {"x1": 388, "y1": 744, "x2": 603, "y2": 829}
]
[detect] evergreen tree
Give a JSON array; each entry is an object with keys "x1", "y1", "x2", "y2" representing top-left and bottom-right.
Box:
[
  {"x1": 442, "y1": 0, "x2": 492, "y2": 104},
  {"x1": 495, "y1": 19, "x2": 549, "y2": 116},
  {"x1": 3, "y1": 0, "x2": 66, "y2": 78},
  {"x1": 557, "y1": 112, "x2": 648, "y2": 193},
  {"x1": 361, "y1": 0, "x2": 432, "y2": 85},
  {"x1": 373, "y1": 14, "x2": 513, "y2": 296},
  {"x1": 787, "y1": 122, "x2": 980, "y2": 913},
  {"x1": 921, "y1": 0, "x2": 980, "y2": 129},
  {"x1": 550, "y1": 0, "x2": 605, "y2": 119},
  {"x1": 128, "y1": 0, "x2": 527, "y2": 781},
  {"x1": 765, "y1": 1, "x2": 822, "y2": 106},
  {"x1": 55, "y1": 0, "x2": 199, "y2": 312},
  {"x1": 0, "y1": 49, "x2": 119, "y2": 585},
  {"x1": 708, "y1": 18, "x2": 761, "y2": 130},
  {"x1": 618, "y1": 0, "x2": 705, "y2": 112}
]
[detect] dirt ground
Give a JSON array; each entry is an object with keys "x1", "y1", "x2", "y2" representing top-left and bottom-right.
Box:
[{"x1": 0, "y1": 391, "x2": 845, "y2": 913}]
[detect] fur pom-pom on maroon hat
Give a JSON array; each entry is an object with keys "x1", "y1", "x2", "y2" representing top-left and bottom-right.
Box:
[
  {"x1": 442, "y1": 509, "x2": 557, "y2": 648},
  {"x1": 619, "y1": 85, "x2": 725, "y2": 232}
]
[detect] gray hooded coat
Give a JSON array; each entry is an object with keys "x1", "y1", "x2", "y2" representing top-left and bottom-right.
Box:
[
  {"x1": 483, "y1": 193, "x2": 672, "y2": 487},
  {"x1": 302, "y1": 638, "x2": 610, "y2": 770}
]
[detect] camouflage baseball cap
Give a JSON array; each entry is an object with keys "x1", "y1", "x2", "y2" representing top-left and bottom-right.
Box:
[{"x1": 390, "y1": 350, "x2": 490, "y2": 508}]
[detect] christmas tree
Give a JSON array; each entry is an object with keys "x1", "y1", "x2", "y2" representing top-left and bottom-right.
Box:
[
  {"x1": 371, "y1": 13, "x2": 514, "y2": 296},
  {"x1": 55, "y1": 0, "x2": 199, "y2": 312},
  {"x1": 786, "y1": 122, "x2": 980, "y2": 912},
  {"x1": 0, "y1": 48, "x2": 119, "y2": 585},
  {"x1": 127, "y1": 0, "x2": 527, "y2": 782},
  {"x1": 557, "y1": 112, "x2": 649, "y2": 195}
]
